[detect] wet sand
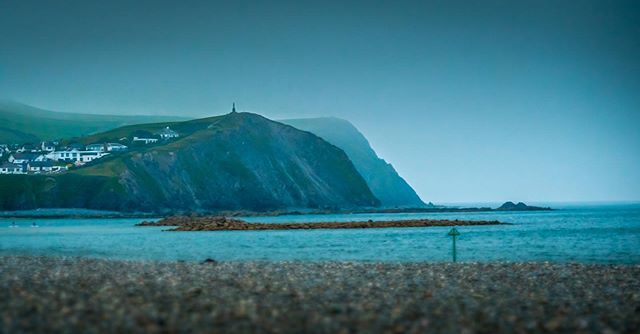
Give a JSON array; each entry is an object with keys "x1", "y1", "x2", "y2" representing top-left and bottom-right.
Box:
[
  {"x1": 138, "y1": 216, "x2": 507, "y2": 231},
  {"x1": 1, "y1": 256, "x2": 638, "y2": 333}
]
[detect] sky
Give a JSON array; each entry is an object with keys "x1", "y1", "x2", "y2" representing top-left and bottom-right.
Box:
[{"x1": 1, "y1": 0, "x2": 639, "y2": 203}]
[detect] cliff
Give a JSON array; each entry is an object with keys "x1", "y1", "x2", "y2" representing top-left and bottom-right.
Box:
[
  {"x1": 281, "y1": 117, "x2": 425, "y2": 208},
  {"x1": 0, "y1": 113, "x2": 379, "y2": 212}
]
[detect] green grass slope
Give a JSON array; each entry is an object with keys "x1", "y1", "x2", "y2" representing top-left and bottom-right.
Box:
[
  {"x1": 0, "y1": 100, "x2": 188, "y2": 143},
  {"x1": 1, "y1": 112, "x2": 380, "y2": 212}
]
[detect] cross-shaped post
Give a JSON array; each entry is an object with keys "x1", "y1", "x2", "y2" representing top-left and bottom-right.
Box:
[{"x1": 447, "y1": 227, "x2": 461, "y2": 262}]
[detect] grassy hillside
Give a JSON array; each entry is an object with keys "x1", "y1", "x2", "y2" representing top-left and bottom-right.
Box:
[
  {"x1": 1, "y1": 112, "x2": 379, "y2": 212},
  {"x1": 76, "y1": 115, "x2": 223, "y2": 145},
  {"x1": 0, "y1": 100, "x2": 188, "y2": 143},
  {"x1": 0, "y1": 174, "x2": 124, "y2": 211}
]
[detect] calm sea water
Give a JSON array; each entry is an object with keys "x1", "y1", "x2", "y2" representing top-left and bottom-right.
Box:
[{"x1": 1, "y1": 204, "x2": 638, "y2": 263}]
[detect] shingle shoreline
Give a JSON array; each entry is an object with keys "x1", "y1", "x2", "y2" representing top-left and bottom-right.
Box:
[{"x1": 1, "y1": 256, "x2": 638, "y2": 333}]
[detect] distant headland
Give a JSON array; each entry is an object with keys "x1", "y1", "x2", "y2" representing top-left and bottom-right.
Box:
[
  {"x1": 0, "y1": 102, "x2": 555, "y2": 217},
  {"x1": 0, "y1": 201, "x2": 551, "y2": 219},
  {"x1": 495, "y1": 201, "x2": 552, "y2": 211}
]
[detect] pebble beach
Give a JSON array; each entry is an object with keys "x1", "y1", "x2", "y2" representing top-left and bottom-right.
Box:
[{"x1": 1, "y1": 256, "x2": 638, "y2": 333}]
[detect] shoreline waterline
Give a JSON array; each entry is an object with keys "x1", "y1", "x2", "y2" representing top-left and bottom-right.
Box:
[{"x1": 2, "y1": 205, "x2": 638, "y2": 263}]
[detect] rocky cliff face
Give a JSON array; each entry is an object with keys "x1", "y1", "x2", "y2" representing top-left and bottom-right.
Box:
[
  {"x1": 281, "y1": 117, "x2": 425, "y2": 208},
  {"x1": 0, "y1": 113, "x2": 379, "y2": 212}
]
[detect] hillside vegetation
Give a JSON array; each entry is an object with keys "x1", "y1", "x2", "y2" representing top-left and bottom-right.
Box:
[
  {"x1": 1, "y1": 112, "x2": 379, "y2": 212},
  {"x1": 0, "y1": 100, "x2": 186, "y2": 143}
]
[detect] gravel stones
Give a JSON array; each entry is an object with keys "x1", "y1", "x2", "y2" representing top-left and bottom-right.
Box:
[{"x1": 1, "y1": 256, "x2": 638, "y2": 333}]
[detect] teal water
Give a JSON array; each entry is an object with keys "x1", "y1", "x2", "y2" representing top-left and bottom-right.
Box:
[{"x1": 0, "y1": 204, "x2": 638, "y2": 263}]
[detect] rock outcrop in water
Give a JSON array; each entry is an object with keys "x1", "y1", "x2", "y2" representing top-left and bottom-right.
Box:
[{"x1": 496, "y1": 201, "x2": 551, "y2": 211}]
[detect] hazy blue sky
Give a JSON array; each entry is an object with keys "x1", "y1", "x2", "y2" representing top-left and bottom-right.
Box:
[{"x1": 1, "y1": 0, "x2": 638, "y2": 203}]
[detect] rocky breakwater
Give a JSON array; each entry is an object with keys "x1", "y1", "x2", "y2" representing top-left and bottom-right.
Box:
[{"x1": 137, "y1": 216, "x2": 507, "y2": 231}]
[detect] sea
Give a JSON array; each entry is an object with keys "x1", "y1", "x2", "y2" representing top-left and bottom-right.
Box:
[{"x1": 1, "y1": 203, "x2": 639, "y2": 264}]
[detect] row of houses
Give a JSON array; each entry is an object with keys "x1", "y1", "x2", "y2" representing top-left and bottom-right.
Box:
[
  {"x1": 131, "y1": 126, "x2": 180, "y2": 144},
  {"x1": 0, "y1": 161, "x2": 67, "y2": 174},
  {"x1": 0, "y1": 126, "x2": 180, "y2": 175},
  {"x1": 0, "y1": 142, "x2": 128, "y2": 175},
  {"x1": 7, "y1": 143, "x2": 126, "y2": 163}
]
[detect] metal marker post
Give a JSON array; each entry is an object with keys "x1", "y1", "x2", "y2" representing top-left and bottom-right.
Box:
[{"x1": 447, "y1": 227, "x2": 460, "y2": 262}]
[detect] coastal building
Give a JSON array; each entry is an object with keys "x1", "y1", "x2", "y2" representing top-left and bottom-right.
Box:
[
  {"x1": 106, "y1": 143, "x2": 128, "y2": 151},
  {"x1": 0, "y1": 140, "x2": 119, "y2": 175},
  {"x1": 79, "y1": 151, "x2": 109, "y2": 163},
  {"x1": 132, "y1": 136, "x2": 158, "y2": 144},
  {"x1": 0, "y1": 162, "x2": 24, "y2": 174},
  {"x1": 1, "y1": 160, "x2": 66, "y2": 174},
  {"x1": 46, "y1": 149, "x2": 109, "y2": 163},
  {"x1": 87, "y1": 143, "x2": 128, "y2": 152},
  {"x1": 86, "y1": 143, "x2": 106, "y2": 152},
  {"x1": 8, "y1": 152, "x2": 46, "y2": 164},
  {"x1": 41, "y1": 141, "x2": 57, "y2": 152},
  {"x1": 157, "y1": 126, "x2": 179, "y2": 139},
  {"x1": 28, "y1": 160, "x2": 55, "y2": 173},
  {"x1": 46, "y1": 149, "x2": 81, "y2": 162}
]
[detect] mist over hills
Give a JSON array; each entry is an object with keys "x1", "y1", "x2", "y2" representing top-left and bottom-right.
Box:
[
  {"x1": 281, "y1": 118, "x2": 425, "y2": 208},
  {"x1": 0, "y1": 100, "x2": 186, "y2": 143},
  {"x1": 0, "y1": 102, "x2": 426, "y2": 212}
]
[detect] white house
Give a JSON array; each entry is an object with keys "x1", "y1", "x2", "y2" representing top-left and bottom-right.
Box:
[
  {"x1": 46, "y1": 149, "x2": 81, "y2": 162},
  {"x1": 86, "y1": 143, "x2": 127, "y2": 152},
  {"x1": 158, "y1": 126, "x2": 179, "y2": 139},
  {"x1": 86, "y1": 143, "x2": 106, "y2": 152},
  {"x1": 28, "y1": 160, "x2": 55, "y2": 173},
  {"x1": 9, "y1": 152, "x2": 46, "y2": 164},
  {"x1": 0, "y1": 162, "x2": 24, "y2": 174},
  {"x1": 132, "y1": 136, "x2": 158, "y2": 144},
  {"x1": 41, "y1": 141, "x2": 56, "y2": 152},
  {"x1": 106, "y1": 143, "x2": 128, "y2": 151},
  {"x1": 80, "y1": 151, "x2": 109, "y2": 163},
  {"x1": 46, "y1": 149, "x2": 109, "y2": 163}
]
